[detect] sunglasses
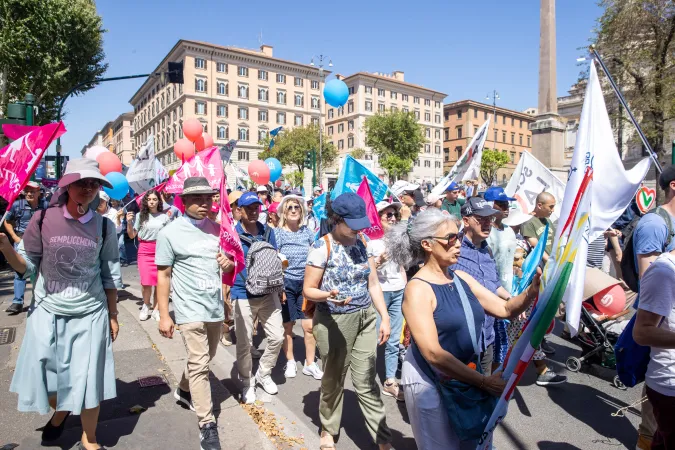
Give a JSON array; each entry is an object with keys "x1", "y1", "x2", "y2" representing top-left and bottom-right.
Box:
[
  {"x1": 382, "y1": 212, "x2": 398, "y2": 219},
  {"x1": 426, "y1": 232, "x2": 461, "y2": 246},
  {"x1": 286, "y1": 205, "x2": 302, "y2": 211},
  {"x1": 72, "y1": 179, "x2": 101, "y2": 189}
]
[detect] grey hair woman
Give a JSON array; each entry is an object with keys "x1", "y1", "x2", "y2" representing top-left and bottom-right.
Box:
[{"x1": 385, "y1": 208, "x2": 539, "y2": 449}]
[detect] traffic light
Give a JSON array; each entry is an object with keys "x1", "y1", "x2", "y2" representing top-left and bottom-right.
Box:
[
  {"x1": 304, "y1": 150, "x2": 314, "y2": 168},
  {"x1": 168, "y1": 61, "x2": 184, "y2": 84}
]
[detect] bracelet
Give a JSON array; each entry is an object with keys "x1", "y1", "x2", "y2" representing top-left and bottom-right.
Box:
[{"x1": 109, "y1": 311, "x2": 119, "y2": 316}]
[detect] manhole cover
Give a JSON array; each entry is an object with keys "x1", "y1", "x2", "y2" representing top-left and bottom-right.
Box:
[
  {"x1": 0, "y1": 327, "x2": 16, "y2": 346},
  {"x1": 137, "y1": 375, "x2": 167, "y2": 388}
]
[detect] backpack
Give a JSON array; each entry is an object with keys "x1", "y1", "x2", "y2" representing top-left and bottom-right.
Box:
[
  {"x1": 238, "y1": 226, "x2": 283, "y2": 296},
  {"x1": 619, "y1": 207, "x2": 674, "y2": 292}
]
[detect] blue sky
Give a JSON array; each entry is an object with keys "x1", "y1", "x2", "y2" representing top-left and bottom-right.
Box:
[{"x1": 57, "y1": 0, "x2": 601, "y2": 159}]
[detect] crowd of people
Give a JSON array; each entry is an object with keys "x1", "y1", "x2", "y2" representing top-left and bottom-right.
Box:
[{"x1": 1, "y1": 157, "x2": 674, "y2": 450}]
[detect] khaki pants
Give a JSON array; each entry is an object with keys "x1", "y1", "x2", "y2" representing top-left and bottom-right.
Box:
[
  {"x1": 639, "y1": 384, "x2": 658, "y2": 439},
  {"x1": 313, "y1": 305, "x2": 391, "y2": 445},
  {"x1": 178, "y1": 321, "x2": 222, "y2": 427},
  {"x1": 233, "y1": 293, "x2": 284, "y2": 384}
]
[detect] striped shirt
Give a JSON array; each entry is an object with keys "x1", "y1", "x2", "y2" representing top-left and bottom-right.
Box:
[{"x1": 586, "y1": 236, "x2": 606, "y2": 269}]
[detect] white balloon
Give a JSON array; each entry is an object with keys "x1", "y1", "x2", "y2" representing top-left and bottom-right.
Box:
[{"x1": 85, "y1": 145, "x2": 108, "y2": 160}]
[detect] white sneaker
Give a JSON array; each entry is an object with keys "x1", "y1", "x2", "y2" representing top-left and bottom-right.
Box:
[
  {"x1": 284, "y1": 360, "x2": 297, "y2": 378},
  {"x1": 302, "y1": 361, "x2": 324, "y2": 380},
  {"x1": 151, "y1": 309, "x2": 160, "y2": 321},
  {"x1": 255, "y1": 371, "x2": 278, "y2": 395},
  {"x1": 139, "y1": 304, "x2": 150, "y2": 321},
  {"x1": 251, "y1": 347, "x2": 262, "y2": 359},
  {"x1": 242, "y1": 386, "x2": 256, "y2": 404}
]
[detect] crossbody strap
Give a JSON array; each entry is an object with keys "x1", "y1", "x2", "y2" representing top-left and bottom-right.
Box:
[{"x1": 452, "y1": 273, "x2": 480, "y2": 358}]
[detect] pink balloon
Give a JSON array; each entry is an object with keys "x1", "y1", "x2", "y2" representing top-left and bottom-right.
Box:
[
  {"x1": 96, "y1": 151, "x2": 122, "y2": 175},
  {"x1": 183, "y1": 118, "x2": 203, "y2": 142},
  {"x1": 275, "y1": 180, "x2": 283, "y2": 188},
  {"x1": 194, "y1": 133, "x2": 214, "y2": 152},
  {"x1": 174, "y1": 138, "x2": 195, "y2": 161},
  {"x1": 202, "y1": 133, "x2": 214, "y2": 148},
  {"x1": 248, "y1": 160, "x2": 271, "y2": 185},
  {"x1": 85, "y1": 145, "x2": 108, "y2": 161},
  {"x1": 593, "y1": 284, "x2": 626, "y2": 316}
]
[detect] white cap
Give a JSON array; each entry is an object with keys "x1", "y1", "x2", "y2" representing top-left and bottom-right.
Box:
[
  {"x1": 376, "y1": 201, "x2": 402, "y2": 213},
  {"x1": 313, "y1": 186, "x2": 322, "y2": 192},
  {"x1": 256, "y1": 185, "x2": 268, "y2": 192},
  {"x1": 390, "y1": 180, "x2": 419, "y2": 197},
  {"x1": 425, "y1": 193, "x2": 441, "y2": 205},
  {"x1": 99, "y1": 191, "x2": 110, "y2": 202}
]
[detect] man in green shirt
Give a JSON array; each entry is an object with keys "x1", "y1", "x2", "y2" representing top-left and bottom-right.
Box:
[
  {"x1": 440, "y1": 181, "x2": 465, "y2": 217},
  {"x1": 522, "y1": 191, "x2": 557, "y2": 263}
]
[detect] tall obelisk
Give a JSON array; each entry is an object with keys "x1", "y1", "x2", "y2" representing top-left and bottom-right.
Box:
[{"x1": 530, "y1": 0, "x2": 566, "y2": 178}]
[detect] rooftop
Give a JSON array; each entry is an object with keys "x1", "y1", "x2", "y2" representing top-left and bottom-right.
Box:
[
  {"x1": 444, "y1": 99, "x2": 536, "y2": 121},
  {"x1": 337, "y1": 71, "x2": 447, "y2": 97}
]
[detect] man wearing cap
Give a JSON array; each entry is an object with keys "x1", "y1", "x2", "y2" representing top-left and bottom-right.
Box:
[
  {"x1": 392, "y1": 182, "x2": 425, "y2": 220},
  {"x1": 522, "y1": 192, "x2": 557, "y2": 263},
  {"x1": 5, "y1": 182, "x2": 45, "y2": 315},
  {"x1": 440, "y1": 181, "x2": 465, "y2": 218},
  {"x1": 155, "y1": 177, "x2": 233, "y2": 450},
  {"x1": 232, "y1": 191, "x2": 284, "y2": 404},
  {"x1": 256, "y1": 185, "x2": 270, "y2": 224},
  {"x1": 450, "y1": 197, "x2": 513, "y2": 375},
  {"x1": 313, "y1": 186, "x2": 323, "y2": 198}
]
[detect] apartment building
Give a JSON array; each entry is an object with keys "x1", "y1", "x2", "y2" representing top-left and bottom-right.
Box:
[
  {"x1": 81, "y1": 112, "x2": 135, "y2": 166},
  {"x1": 324, "y1": 71, "x2": 446, "y2": 185},
  {"x1": 128, "y1": 39, "x2": 328, "y2": 178},
  {"x1": 443, "y1": 100, "x2": 535, "y2": 185}
]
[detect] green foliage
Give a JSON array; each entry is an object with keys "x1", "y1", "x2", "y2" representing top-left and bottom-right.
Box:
[
  {"x1": 350, "y1": 148, "x2": 366, "y2": 159},
  {"x1": 0, "y1": 0, "x2": 108, "y2": 123},
  {"x1": 259, "y1": 124, "x2": 338, "y2": 172},
  {"x1": 363, "y1": 110, "x2": 426, "y2": 181},
  {"x1": 592, "y1": 0, "x2": 675, "y2": 157},
  {"x1": 480, "y1": 148, "x2": 509, "y2": 186},
  {"x1": 288, "y1": 170, "x2": 305, "y2": 188}
]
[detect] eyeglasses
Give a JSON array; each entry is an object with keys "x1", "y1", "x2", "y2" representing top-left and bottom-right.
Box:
[
  {"x1": 470, "y1": 215, "x2": 496, "y2": 225},
  {"x1": 426, "y1": 232, "x2": 461, "y2": 246},
  {"x1": 382, "y1": 212, "x2": 397, "y2": 219},
  {"x1": 286, "y1": 205, "x2": 301, "y2": 211},
  {"x1": 72, "y1": 179, "x2": 101, "y2": 189}
]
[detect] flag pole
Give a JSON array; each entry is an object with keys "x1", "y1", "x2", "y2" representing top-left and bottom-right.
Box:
[{"x1": 589, "y1": 45, "x2": 663, "y2": 174}]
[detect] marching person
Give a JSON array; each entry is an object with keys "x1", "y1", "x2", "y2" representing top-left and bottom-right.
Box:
[
  {"x1": 4, "y1": 181, "x2": 46, "y2": 315},
  {"x1": 440, "y1": 181, "x2": 465, "y2": 217},
  {"x1": 220, "y1": 190, "x2": 244, "y2": 347},
  {"x1": 304, "y1": 193, "x2": 393, "y2": 450},
  {"x1": 126, "y1": 189, "x2": 170, "y2": 321},
  {"x1": 256, "y1": 185, "x2": 270, "y2": 224},
  {"x1": 386, "y1": 208, "x2": 539, "y2": 449},
  {"x1": 522, "y1": 192, "x2": 556, "y2": 263},
  {"x1": 372, "y1": 201, "x2": 407, "y2": 401},
  {"x1": 274, "y1": 194, "x2": 323, "y2": 380},
  {"x1": 267, "y1": 202, "x2": 280, "y2": 228},
  {"x1": 156, "y1": 177, "x2": 231, "y2": 450},
  {"x1": 1, "y1": 158, "x2": 121, "y2": 450},
  {"x1": 305, "y1": 196, "x2": 319, "y2": 232}
]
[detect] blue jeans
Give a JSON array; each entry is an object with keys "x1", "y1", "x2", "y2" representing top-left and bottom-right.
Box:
[
  {"x1": 376, "y1": 289, "x2": 405, "y2": 380},
  {"x1": 118, "y1": 232, "x2": 127, "y2": 263},
  {"x1": 13, "y1": 242, "x2": 26, "y2": 305}
]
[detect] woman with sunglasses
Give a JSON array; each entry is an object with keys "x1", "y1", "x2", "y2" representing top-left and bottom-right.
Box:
[
  {"x1": 386, "y1": 208, "x2": 540, "y2": 449},
  {"x1": 372, "y1": 201, "x2": 407, "y2": 401},
  {"x1": 0, "y1": 159, "x2": 122, "y2": 450},
  {"x1": 274, "y1": 195, "x2": 323, "y2": 380}
]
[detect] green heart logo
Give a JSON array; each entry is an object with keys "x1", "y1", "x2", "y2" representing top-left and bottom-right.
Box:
[{"x1": 637, "y1": 187, "x2": 656, "y2": 214}]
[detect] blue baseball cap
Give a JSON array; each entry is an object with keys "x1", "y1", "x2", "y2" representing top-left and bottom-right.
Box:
[
  {"x1": 445, "y1": 181, "x2": 460, "y2": 192},
  {"x1": 332, "y1": 193, "x2": 371, "y2": 230},
  {"x1": 484, "y1": 186, "x2": 516, "y2": 202},
  {"x1": 238, "y1": 192, "x2": 263, "y2": 207}
]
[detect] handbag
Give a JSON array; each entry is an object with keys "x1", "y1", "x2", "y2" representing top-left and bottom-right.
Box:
[{"x1": 413, "y1": 274, "x2": 497, "y2": 442}]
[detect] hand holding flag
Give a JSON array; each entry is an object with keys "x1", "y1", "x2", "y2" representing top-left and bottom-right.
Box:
[{"x1": 219, "y1": 179, "x2": 245, "y2": 286}]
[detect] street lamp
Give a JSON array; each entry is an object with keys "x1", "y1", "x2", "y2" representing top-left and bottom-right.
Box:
[
  {"x1": 486, "y1": 90, "x2": 500, "y2": 152},
  {"x1": 310, "y1": 55, "x2": 332, "y2": 186}
]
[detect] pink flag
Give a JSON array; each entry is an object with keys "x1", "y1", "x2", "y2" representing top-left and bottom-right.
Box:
[
  {"x1": 356, "y1": 178, "x2": 384, "y2": 240},
  {"x1": 1, "y1": 124, "x2": 40, "y2": 140},
  {"x1": 219, "y1": 180, "x2": 245, "y2": 286},
  {"x1": 0, "y1": 122, "x2": 66, "y2": 207},
  {"x1": 165, "y1": 146, "x2": 223, "y2": 194},
  {"x1": 133, "y1": 182, "x2": 167, "y2": 208}
]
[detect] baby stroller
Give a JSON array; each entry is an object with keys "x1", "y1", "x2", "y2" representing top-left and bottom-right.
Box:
[{"x1": 564, "y1": 268, "x2": 634, "y2": 390}]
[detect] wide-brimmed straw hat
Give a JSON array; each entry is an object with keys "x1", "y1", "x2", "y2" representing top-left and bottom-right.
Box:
[
  {"x1": 278, "y1": 194, "x2": 307, "y2": 216},
  {"x1": 58, "y1": 158, "x2": 112, "y2": 189}
]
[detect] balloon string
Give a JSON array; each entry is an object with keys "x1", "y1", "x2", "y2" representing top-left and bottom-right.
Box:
[{"x1": 611, "y1": 396, "x2": 647, "y2": 418}]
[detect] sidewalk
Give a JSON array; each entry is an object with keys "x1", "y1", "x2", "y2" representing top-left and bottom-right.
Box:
[{"x1": 0, "y1": 266, "x2": 276, "y2": 450}]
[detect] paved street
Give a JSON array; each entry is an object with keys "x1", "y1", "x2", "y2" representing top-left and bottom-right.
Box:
[{"x1": 0, "y1": 263, "x2": 645, "y2": 449}]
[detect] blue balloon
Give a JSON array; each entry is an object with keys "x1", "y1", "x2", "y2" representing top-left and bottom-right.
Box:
[
  {"x1": 265, "y1": 158, "x2": 283, "y2": 183},
  {"x1": 323, "y1": 79, "x2": 349, "y2": 108},
  {"x1": 103, "y1": 172, "x2": 129, "y2": 201}
]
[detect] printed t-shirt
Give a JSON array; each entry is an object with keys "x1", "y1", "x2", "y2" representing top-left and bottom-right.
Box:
[
  {"x1": 134, "y1": 212, "x2": 170, "y2": 241},
  {"x1": 274, "y1": 226, "x2": 314, "y2": 280}
]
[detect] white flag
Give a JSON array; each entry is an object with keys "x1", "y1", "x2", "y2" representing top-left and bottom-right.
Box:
[
  {"x1": 127, "y1": 135, "x2": 158, "y2": 193},
  {"x1": 505, "y1": 151, "x2": 566, "y2": 221},
  {"x1": 432, "y1": 118, "x2": 490, "y2": 195},
  {"x1": 554, "y1": 61, "x2": 650, "y2": 335}
]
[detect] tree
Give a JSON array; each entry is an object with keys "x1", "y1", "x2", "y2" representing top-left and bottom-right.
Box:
[
  {"x1": 592, "y1": 0, "x2": 675, "y2": 161},
  {"x1": 350, "y1": 148, "x2": 366, "y2": 159},
  {"x1": 287, "y1": 170, "x2": 305, "y2": 188},
  {"x1": 480, "y1": 149, "x2": 509, "y2": 186},
  {"x1": 259, "y1": 124, "x2": 338, "y2": 172},
  {"x1": 363, "y1": 110, "x2": 426, "y2": 181},
  {"x1": 0, "y1": 0, "x2": 108, "y2": 123}
]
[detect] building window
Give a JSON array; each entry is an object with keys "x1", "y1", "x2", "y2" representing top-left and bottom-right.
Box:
[
  {"x1": 378, "y1": 88, "x2": 385, "y2": 97},
  {"x1": 391, "y1": 105, "x2": 398, "y2": 112},
  {"x1": 259, "y1": 110, "x2": 268, "y2": 122},
  {"x1": 484, "y1": 111, "x2": 488, "y2": 120},
  {"x1": 414, "y1": 110, "x2": 420, "y2": 120},
  {"x1": 402, "y1": 94, "x2": 409, "y2": 102},
  {"x1": 435, "y1": 129, "x2": 441, "y2": 139},
  {"x1": 348, "y1": 136, "x2": 354, "y2": 148},
  {"x1": 338, "y1": 123, "x2": 344, "y2": 133},
  {"x1": 414, "y1": 159, "x2": 420, "y2": 167},
  {"x1": 365, "y1": 101, "x2": 372, "y2": 112},
  {"x1": 258, "y1": 88, "x2": 269, "y2": 102},
  {"x1": 259, "y1": 129, "x2": 268, "y2": 141},
  {"x1": 217, "y1": 105, "x2": 227, "y2": 117},
  {"x1": 435, "y1": 161, "x2": 441, "y2": 168},
  {"x1": 378, "y1": 103, "x2": 386, "y2": 112},
  {"x1": 294, "y1": 77, "x2": 303, "y2": 87},
  {"x1": 217, "y1": 62, "x2": 227, "y2": 73},
  {"x1": 519, "y1": 134, "x2": 523, "y2": 145},
  {"x1": 365, "y1": 86, "x2": 373, "y2": 94},
  {"x1": 348, "y1": 101, "x2": 354, "y2": 113},
  {"x1": 338, "y1": 106, "x2": 344, "y2": 116},
  {"x1": 348, "y1": 120, "x2": 354, "y2": 131},
  {"x1": 426, "y1": 128, "x2": 431, "y2": 138},
  {"x1": 435, "y1": 145, "x2": 441, "y2": 154},
  {"x1": 195, "y1": 58, "x2": 206, "y2": 69},
  {"x1": 277, "y1": 112, "x2": 286, "y2": 124},
  {"x1": 510, "y1": 152, "x2": 516, "y2": 164},
  {"x1": 294, "y1": 115, "x2": 303, "y2": 126},
  {"x1": 238, "y1": 66, "x2": 249, "y2": 77},
  {"x1": 277, "y1": 90, "x2": 286, "y2": 104},
  {"x1": 178, "y1": 105, "x2": 183, "y2": 117},
  {"x1": 195, "y1": 101, "x2": 206, "y2": 115},
  {"x1": 238, "y1": 107, "x2": 248, "y2": 120},
  {"x1": 403, "y1": 106, "x2": 409, "y2": 113},
  {"x1": 311, "y1": 80, "x2": 319, "y2": 90},
  {"x1": 328, "y1": 109, "x2": 334, "y2": 119},
  {"x1": 474, "y1": 109, "x2": 478, "y2": 119},
  {"x1": 511, "y1": 117, "x2": 515, "y2": 126},
  {"x1": 311, "y1": 96, "x2": 320, "y2": 109},
  {"x1": 238, "y1": 151, "x2": 249, "y2": 161},
  {"x1": 424, "y1": 160, "x2": 431, "y2": 167},
  {"x1": 502, "y1": 131, "x2": 507, "y2": 142},
  {"x1": 238, "y1": 128, "x2": 249, "y2": 141},
  {"x1": 414, "y1": 96, "x2": 420, "y2": 104},
  {"x1": 311, "y1": 117, "x2": 319, "y2": 125},
  {"x1": 457, "y1": 127, "x2": 463, "y2": 139},
  {"x1": 425, "y1": 112, "x2": 431, "y2": 121},
  {"x1": 435, "y1": 114, "x2": 441, "y2": 124},
  {"x1": 391, "y1": 91, "x2": 397, "y2": 100},
  {"x1": 217, "y1": 82, "x2": 227, "y2": 96},
  {"x1": 238, "y1": 85, "x2": 249, "y2": 99},
  {"x1": 511, "y1": 133, "x2": 515, "y2": 144},
  {"x1": 527, "y1": 135, "x2": 531, "y2": 147},
  {"x1": 520, "y1": 119, "x2": 524, "y2": 128},
  {"x1": 217, "y1": 126, "x2": 228, "y2": 139},
  {"x1": 259, "y1": 70, "x2": 268, "y2": 81},
  {"x1": 444, "y1": 148, "x2": 449, "y2": 162},
  {"x1": 457, "y1": 109, "x2": 463, "y2": 119},
  {"x1": 294, "y1": 93, "x2": 304, "y2": 107},
  {"x1": 338, "y1": 139, "x2": 344, "y2": 150},
  {"x1": 277, "y1": 74, "x2": 286, "y2": 84},
  {"x1": 328, "y1": 126, "x2": 333, "y2": 135},
  {"x1": 502, "y1": 115, "x2": 506, "y2": 125},
  {"x1": 425, "y1": 144, "x2": 431, "y2": 153},
  {"x1": 494, "y1": 130, "x2": 498, "y2": 142},
  {"x1": 347, "y1": 86, "x2": 354, "y2": 95}
]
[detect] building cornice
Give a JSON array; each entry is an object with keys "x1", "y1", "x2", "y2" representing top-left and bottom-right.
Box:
[
  {"x1": 444, "y1": 100, "x2": 536, "y2": 122},
  {"x1": 340, "y1": 72, "x2": 447, "y2": 98}
]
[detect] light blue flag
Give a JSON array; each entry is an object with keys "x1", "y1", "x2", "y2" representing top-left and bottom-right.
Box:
[
  {"x1": 512, "y1": 224, "x2": 549, "y2": 295},
  {"x1": 331, "y1": 155, "x2": 389, "y2": 203},
  {"x1": 313, "y1": 192, "x2": 327, "y2": 221}
]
